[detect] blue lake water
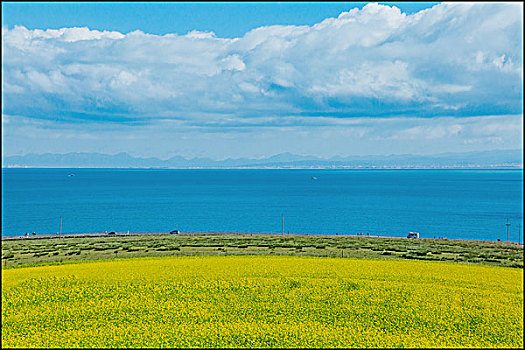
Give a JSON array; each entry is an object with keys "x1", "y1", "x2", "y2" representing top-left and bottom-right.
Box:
[{"x1": 1, "y1": 168, "x2": 523, "y2": 241}]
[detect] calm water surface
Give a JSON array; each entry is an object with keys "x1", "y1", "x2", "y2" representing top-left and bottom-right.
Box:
[{"x1": 2, "y1": 169, "x2": 523, "y2": 241}]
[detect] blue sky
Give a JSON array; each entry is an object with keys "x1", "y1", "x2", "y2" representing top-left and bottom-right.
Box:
[
  {"x1": 1, "y1": 2, "x2": 523, "y2": 159},
  {"x1": 2, "y1": 2, "x2": 439, "y2": 37}
]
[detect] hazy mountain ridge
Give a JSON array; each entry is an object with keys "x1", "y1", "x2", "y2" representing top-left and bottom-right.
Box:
[{"x1": 3, "y1": 149, "x2": 522, "y2": 168}]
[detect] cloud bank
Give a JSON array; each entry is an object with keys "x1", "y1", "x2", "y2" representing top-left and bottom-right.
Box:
[
  {"x1": 1, "y1": 2, "x2": 523, "y2": 158},
  {"x1": 3, "y1": 3, "x2": 523, "y2": 123}
]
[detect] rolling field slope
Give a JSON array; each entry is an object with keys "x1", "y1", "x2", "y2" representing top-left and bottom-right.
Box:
[
  {"x1": 2, "y1": 256, "x2": 523, "y2": 348},
  {"x1": 2, "y1": 233, "x2": 523, "y2": 268}
]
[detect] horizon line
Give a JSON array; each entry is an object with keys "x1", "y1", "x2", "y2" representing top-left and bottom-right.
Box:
[{"x1": 3, "y1": 148, "x2": 523, "y2": 161}]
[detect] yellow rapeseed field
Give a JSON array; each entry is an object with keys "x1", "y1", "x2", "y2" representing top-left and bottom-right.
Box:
[{"x1": 2, "y1": 256, "x2": 523, "y2": 348}]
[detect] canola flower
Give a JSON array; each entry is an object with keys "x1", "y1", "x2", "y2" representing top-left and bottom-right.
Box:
[{"x1": 2, "y1": 256, "x2": 523, "y2": 348}]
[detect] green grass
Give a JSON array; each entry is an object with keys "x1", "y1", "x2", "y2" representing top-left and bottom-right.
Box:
[{"x1": 2, "y1": 234, "x2": 523, "y2": 269}]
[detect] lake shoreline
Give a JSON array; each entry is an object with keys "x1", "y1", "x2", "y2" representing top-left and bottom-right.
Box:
[{"x1": 2, "y1": 230, "x2": 522, "y2": 246}]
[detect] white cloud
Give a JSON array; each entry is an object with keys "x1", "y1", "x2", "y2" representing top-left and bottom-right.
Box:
[
  {"x1": 309, "y1": 60, "x2": 428, "y2": 101},
  {"x1": 186, "y1": 30, "x2": 217, "y2": 39},
  {"x1": 374, "y1": 114, "x2": 523, "y2": 144},
  {"x1": 2, "y1": 2, "x2": 522, "y2": 125},
  {"x1": 38, "y1": 26, "x2": 126, "y2": 42},
  {"x1": 220, "y1": 54, "x2": 246, "y2": 71}
]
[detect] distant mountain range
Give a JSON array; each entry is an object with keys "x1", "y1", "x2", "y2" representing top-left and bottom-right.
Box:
[{"x1": 2, "y1": 149, "x2": 522, "y2": 169}]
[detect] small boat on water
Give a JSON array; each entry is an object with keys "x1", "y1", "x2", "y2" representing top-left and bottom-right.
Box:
[
  {"x1": 68, "y1": 174, "x2": 75, "y2": 177},
  {"x1": 311, "y1": 176, "x2": 317, "y2": 180}
]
